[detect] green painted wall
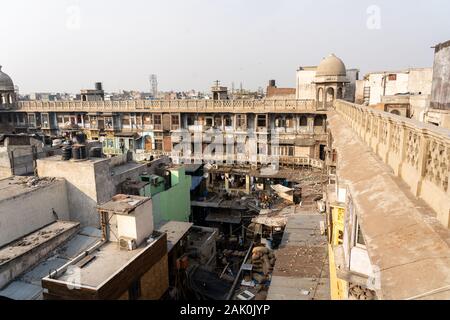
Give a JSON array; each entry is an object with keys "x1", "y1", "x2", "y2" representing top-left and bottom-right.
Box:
[{"x1": 143, "y1": 167, "x2": 191, "y2": 225}]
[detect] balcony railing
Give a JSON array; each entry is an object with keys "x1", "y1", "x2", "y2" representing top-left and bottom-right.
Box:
[
  {"x1": 334, "y1": 99, "x2": 450, "y2": 227},
  {"x1": 4, "y1": 99, "x2": 321, "y2": 114}
]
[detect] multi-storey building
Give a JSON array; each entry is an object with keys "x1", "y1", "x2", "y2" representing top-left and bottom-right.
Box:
[{"x1": 0, "y1": 54, "x2": 353, "y2": 167}]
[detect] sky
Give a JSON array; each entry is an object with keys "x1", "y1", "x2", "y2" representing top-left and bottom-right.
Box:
[{"x1": 0, "y1": 0, "x2": 449, "y2": 94}]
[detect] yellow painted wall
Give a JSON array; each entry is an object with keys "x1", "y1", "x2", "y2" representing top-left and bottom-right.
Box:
[{"x1": 328, "y1": 204, "x2": 348, "y2": 300}]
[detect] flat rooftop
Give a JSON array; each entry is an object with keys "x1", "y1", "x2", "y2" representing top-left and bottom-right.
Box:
[
  {"x1": 98, "y1": 194, "x2": 150, "y2": 214},
  {"x1": 0, "y1": 221, "x2": 79, "y2": 266},
  {"x1": 0, "y1": 176, "x2": 60, "y2": 202},
  {"x1": 0, "y1": 226, "x2": 102, "y2": 300},
  {"x1": 155, "y1": 220, "x2": 193, "y2": 252},
  {"x1": 37, "y1": 155, "x2": 105, "y2": 164},
  {"x1": 47, "y1": 232, "x2": 165, "y2": 289}
]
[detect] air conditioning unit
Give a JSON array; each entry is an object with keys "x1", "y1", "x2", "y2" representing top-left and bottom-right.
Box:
[{"x1": 119, "y1": 237, "x2": 137, "y2": 251}]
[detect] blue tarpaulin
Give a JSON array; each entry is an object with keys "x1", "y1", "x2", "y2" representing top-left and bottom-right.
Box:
[{"x1": 190, "y1": 176, "x2": 203, "y2": 191}]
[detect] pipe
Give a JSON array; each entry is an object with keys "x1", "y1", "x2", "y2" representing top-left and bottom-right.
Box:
[{"x1": 225, "y1": 241, "x2": 254, "y2": 300}]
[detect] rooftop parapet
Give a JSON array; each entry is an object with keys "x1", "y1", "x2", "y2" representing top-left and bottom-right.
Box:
[
  {"x1": 2, "y1": 99, "x2": 321, "y2": 114},
  {"x1": 334, "y1": 99, "x2": 450, "y2": 227}
]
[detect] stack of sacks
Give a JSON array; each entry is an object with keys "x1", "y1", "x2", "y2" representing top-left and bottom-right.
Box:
[{"x1": 251, "y1": 246, "x2": 276, "y2": 283}]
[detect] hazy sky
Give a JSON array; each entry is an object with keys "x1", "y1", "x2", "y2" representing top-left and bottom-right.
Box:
[{"x1": 1, "y1": 0, "x2": 449, "y2": 93}]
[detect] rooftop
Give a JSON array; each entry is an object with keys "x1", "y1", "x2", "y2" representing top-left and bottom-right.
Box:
[
  {"x1": 0, "y1": 176, "x2": 59, "y2": 202},
  {"x1": 98, "y1": 194, "x2": 150, "y2": 214},
  {"x1": 43, "y1": 231, "x2": 166, "y2": 290},
  {"x1": 155, "y1": 220, "x2": 193, "y2": 252},
  {"x1": 328, "y1": 110, "x2": 450, "y2": 299},
  {"x1": 0, "y1": 221, "x2": 79, "y2": 266}
]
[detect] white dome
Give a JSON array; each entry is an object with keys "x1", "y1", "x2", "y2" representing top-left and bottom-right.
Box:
[
  {"x1": 316, "y1": 54, "x2": 347, "y2": 77},
  {"x1": 0, "y1": 66, "x2": 14, "y2": 91}
]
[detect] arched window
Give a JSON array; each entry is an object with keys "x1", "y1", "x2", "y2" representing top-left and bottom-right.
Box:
[
  {"x1": 317, "y1": 88, "x2": 324, "y2": 102},
  {"x1": 299, "y1": 116, "x2": 308, "y2": 126},
  {"x1": 326, "y1": 87, "x2": 335, "y2": 102},
  {"x1": 314, "y1": 115, "x2": 324, "y2": 126},
  {"x1": 286, "y1": 115, "x2": 294, "y2": 128},
  {"x1": 337, "y1": 87, "x2": 343, "y2": 99},
  {"x1": 274, "y1": 116, "x2": 284, "y2": 127}
]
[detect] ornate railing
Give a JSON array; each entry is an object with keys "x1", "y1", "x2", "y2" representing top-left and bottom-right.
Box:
[
  {"x1": 334, "y1": 99, "x2": 450, "y2": 227},
  {"x1": 1, "y1": 99, "x2": 320, "y2": 114}
]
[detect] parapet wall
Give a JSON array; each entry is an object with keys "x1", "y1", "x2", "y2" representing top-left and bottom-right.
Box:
[
  {"x1": 3, "y1": 99, "x2": 319, "y2": 114},
  {"x1": 334, "y1": 100, "x2": 450, "y2": 227}
]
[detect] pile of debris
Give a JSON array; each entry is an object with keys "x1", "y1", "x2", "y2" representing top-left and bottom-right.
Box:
[
  {"x1": 250, "y1": 246, "x2": 276, "y2": 280},
  {"x1": 348, "y1": 283, "x2": 377, "y2": 300},
  {"x1": 12, "y1": 176, "x2": 56, "y2": 188}
]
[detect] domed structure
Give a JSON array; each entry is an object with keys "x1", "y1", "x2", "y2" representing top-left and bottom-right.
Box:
[
  {"x1": 0, "y1": 66, "x2": 14, "y2": 91},
  {"x1": 0, "y1": 65, "x2": 15, "y2": 105},
  {"x1": 316, "y1": 54, "x2": 347, "y2": 77},
  {"x1": 314, "y1": 54, "x2": 349, "y2": 109}
]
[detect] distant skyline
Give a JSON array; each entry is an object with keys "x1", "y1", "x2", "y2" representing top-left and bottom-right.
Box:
[{"x1": 1, "y1": 0, "x2": 449, "y2": 94}]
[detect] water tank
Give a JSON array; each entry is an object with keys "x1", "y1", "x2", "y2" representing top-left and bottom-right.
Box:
[
  {"x1": 72, "y1": 145, "x2": 81, "y2": 160},
  {"x1": 79, "y1": 145, "x2": 87, "y2": 159},
  {"x1": 62, "y1": 146, "x2": 72, "y2": 161},
  {"x1": 89, "y1": 146, "x2": 102, "y2": 158},
  {"x1": 269, "y1": 80, "x2": 276, "y2": 87},
  {"x1": 72, "y1": 144, "x2": 87, "y2": 160},
  {"x1": 95, "y1": 82, "x2": 103, "y2": 91}
]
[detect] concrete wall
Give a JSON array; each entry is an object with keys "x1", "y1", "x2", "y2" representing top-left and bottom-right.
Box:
[
  {"x1": 36, "y1": 157, "x2": 148, "y2": 228},
  {"x1": 366, "y1": 69, "x2": 432, "y2": 106},
  {"x1": 151, "y1": 167, "x2": 191, "y2": 225},
  {"x1": 0, "y1": 179, "x2": 70, "y2": 247},
  {"x1": 37, "y1": 158, "x2": 100, "y2": 227},
  {"x1": 296, "y1": 69, "x2": 316, "y2": 100},
  {"x1": 367, "y1": 72, "x2": 409, "y2": 105},
  {"x1": 408, "y1": 68, "x2": 433, "y2": 95},
  {"x1": 431, "y1": 41, "x2": 450, "y2": 110}
]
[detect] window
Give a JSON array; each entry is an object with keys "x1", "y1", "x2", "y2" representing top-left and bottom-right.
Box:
[
  {"x1": 275, "y1": 116, "x2": 285, "y2": 128},
  {"x1": 236, "y1": 114, "x2": 246, "y2": 128},
  {"x1": 257, "y1": 114, "x2": 267, "y2": 127},
  {"x1": 28, "y1": 114, "x2": 36, "y2": 125},
  {"x1": 286, "y1": 116, "x2": 294, "y2": 128},
  {"x1": 154, "y1": 114, "x2": 162, "y2": 125},
  {"x1": 18, "y1": 113, "x2": 25, "y2": 123},
  {"x1": 90, "y1": 116, "x2": 97, "y2": 128},
  {"x1": 135, "y1": 114, "x2": 142, "y2": 126},
  {"x1": 388, "y1": 74, "x2": 397, "y2": 81},
  {"x1": 171, "y1": 114, "x2": 180, "y2": 126},
  {"x1": 300, "y1": 116, "x2": 308, "y2": 126},
  {"x1": 122, "y1": 115, "x2": 130, "y2": 126},
  {"x1": 214, "y1": 116, "x2": 222, "y2": 127},
  {"x1": 224, "y1": 115, "x2": 232, "y2": 127},
  {"x1": 105, "y1": 117, "x2": 113, "y2": 129},
  {"x1": 205, "y1": 117, "x2": 213, "y2": 127},
  {"x1": 143, "y1": 114, "x2": 152, "y2": 125},
  {"x1": 354, "y1": 216, "x2": 366, "y2": 247},
  {"x1": 187, "y1": 115, "x2": 195, "y2": 126},
  {"x1": 155, "y1": 140, "x2": 163, "y2": 151},
  {"x1": 42, "y1": 114, "x2": 49, "y2": 128},
  {"x1": 314, "y1": 115, "x2": 323, "y2": 126}
]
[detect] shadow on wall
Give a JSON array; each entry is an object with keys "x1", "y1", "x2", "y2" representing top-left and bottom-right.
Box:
[{"x1": 64, "y1": 181, "x2": 100, "y2": 228}]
